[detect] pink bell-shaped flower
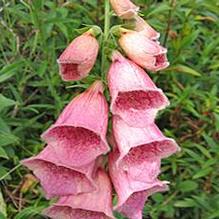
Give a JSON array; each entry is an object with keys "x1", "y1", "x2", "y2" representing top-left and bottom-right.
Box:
[
  {"x1": 134, "y1": 15, "x2": 160, "y2": 40},
  {"x1": 107, "y1": 51, "x2": 169, "y2": 127},
  {"x1": 119, "y1": 30, "x2": 169, "y2": 71},
  {"x1": 41, "y1": 81, "x2": 110, "y2": 167},
  {"x1": 112, "y1": 116, "x2": 180, "y2": 183},
  {"x1": 110, "y1": 0, "x2": 139, "y2": 19},
  {"x1": 116, "y1": 185, "x2": 168, "y2": 219},
  {"x1": 44, "y1": 169, "x2": 115, "y2": 219},
  {"x1": 109, "y1": 151, "x2": 168, "y2": 219},
  {"x1": 22, "y1": 145, "x2": 97, "y2": 199},
  {"x1": 58, "y1": 30, "x2": 99, "y2": 81}
]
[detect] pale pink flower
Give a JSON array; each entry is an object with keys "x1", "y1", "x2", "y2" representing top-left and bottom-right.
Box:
[
  {"x1": 109, "y1": 151, "x2": 168, "y2": 219},
  {"x1": 44, "y1": 170, "x2": 115, "y2": 219},
  {"x1": 116, "y1": 185, "x2": 168, "y2": 219},
  {"x1": 134, "y1": 15, "x2": 160, "y2": 40},
  {"x1": 112, "y1": 116, "x2": 180, "y2": 182},
  {"x1": 22, "y1": 145, "x2": 97, "y2": 198},
  {"x1": 107, "y1": 51, "x2": 169, "y2": 127},
  {"x1": 119, "y1": 30, "x2": 169, "y2": 71},
  {"x1": 58, "y1": 30, "x2": 99, "y2": 81},
  {"x1": 110, "y1": 0, "x2": 139, "y2": 19},
  {"x1": 41, "y1": 81, "x2": 110, "y2": 167}
]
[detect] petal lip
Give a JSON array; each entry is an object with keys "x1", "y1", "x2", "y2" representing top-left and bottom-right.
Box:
[
  {"x1": 41, "y1": 125, "x2": 110, "y2": 167},
  {"x1": 115, "y1": 183, "x2": 169, "y2": 219},
  {"x1": 109, "y1": 151, "x2": 169, "y2": 213},
  {"x1": 113, "y1": 116, "x2": 180, "y2": 162},
  {"x1": 43, "y1": 169, "x2": 115, "y2": 219},
  {"x1": 134, "y1": 15, "x2": 160, "y2": 40},
  {"x1": 110, "y1": 88, "x2": 170, "y2": 127},
  {"x1": 21, "y1": 145, "x2": 98, "y2": 198}
]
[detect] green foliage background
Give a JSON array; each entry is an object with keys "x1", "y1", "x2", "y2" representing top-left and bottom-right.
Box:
[{"x1": 0, "y1": 0, "x2": 219, "y2": 218}]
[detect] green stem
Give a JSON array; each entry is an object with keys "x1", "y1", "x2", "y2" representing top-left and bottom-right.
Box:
[{"x1": 101, "y1": 0, "x2": 110, "y2": 80}]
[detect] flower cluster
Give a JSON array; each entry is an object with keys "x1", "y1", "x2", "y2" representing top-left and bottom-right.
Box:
[{"x1": 22, "y1": 1, "x2": 180, "y2": 218}]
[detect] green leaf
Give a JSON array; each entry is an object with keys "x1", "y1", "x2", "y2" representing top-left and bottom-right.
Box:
[
  {"x1": 0, "y1": 94, "x2": 16, "y2": 112},
  {"x1": 0, "y1": 118, "x2": 10, "y2": 133},
  {"x1": 166, "y1": 64, "x2": 202, "y2": 76},
  {"x1": 202, "y1": 133, "x2": 218, "y2": 149},
  {"x1": 0, "y1": 190, "x2": 7, "y2": 218},
  {"x1": 0, "y1": 60, "x2": 24, "y2": 83},
  {"x1": 14, "y1": 206, "x2": 45, "y2": 219},
  {"x1": 178, "y1": 180, "x2": 198, "y2": 192},
  {"x1": 0, "y1": 147, "x2": 9, "y2": 159},
  {"x1": 0, "y1": 131, "x2": 19, "y2": 147},
  {"x1": 174, "y1": 198, "x2": 197, "y2": 208},
  {"x1": 193, "y1": 167, "x2": 212, "y2": 179}
]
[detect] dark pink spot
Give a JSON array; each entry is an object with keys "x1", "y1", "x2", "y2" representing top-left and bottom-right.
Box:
[
  {"x1": 122, "y1": 140, "x2": 175, "y2": 166},
  {"x1": 32, "y1": 160, "x2": 93, "y2": 197},
  {"x1": 115, "y1": 90, "x2": 165, "y2": 110},
  {"x1": 45, "y1": 126, "x2": 102, "y2": 166},
  {"x1": 155, "y1": 54, "x2": 166, "y2": 67},
  {"x1": 60, "y1": 63, "x2": 80, "y2": 79},
  {"x1": 46, "y1": 206, "x2": 108, "y2": 219},
  {"x1": 117, "y1": 191, "x2": 146, "y2": 218}
]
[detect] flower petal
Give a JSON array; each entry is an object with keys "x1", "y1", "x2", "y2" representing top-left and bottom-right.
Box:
[
  {"x1": 119, "y1": 31, "x2": 169, "y2": 71},
  {"x1": 41, "y1": 81, "x2": 110, "y2": 167},
  {"x1": 44, "y1": 169, "x2": 115, "y2": 219},
  {"x1": 110, "y1": 0, "x2": 139, "y2": 19},
  {"x1": 134, "y1": 15, "x2": 160, "y2": 40},
  {"x1": 22, "y1": 145, "x2": 97, "y2": 198},
  {"x1": 108, "y1": 52, "x2": 169, "y2": 127},
  {"x1": 58, "y1": 31, "x2": 99, "y2": 81}
]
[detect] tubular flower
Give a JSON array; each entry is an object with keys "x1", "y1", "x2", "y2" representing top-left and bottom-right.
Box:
[
  {"x1": 112, "y1": 116, "x2": 180, "y2": 182},
  {"x1": 116, "y1": 185, "x2": 168, "y2": 219},
  {"x1": 41, "y1": 81, "x2": 110, "y2": 167},
  {"x1": 119, "y1": 30, "x2": 169, "y2": 71},
  {"x1": 110, "y1": 0, "x2": 139, "y2": 19},
  {"x1": 57, "y1": 30, "x2": 99, "y2": 81},
  {"x1": 44, "y1": 170, "x2": 115, "y2": 219},
  {"x1": 22, "y1": 145, "x2": 97, "y2": 199},
  {"x1": 107, "y1": 51, "x2": 169, "y2": 127},
  {"x1": 134, "y1": 15, "x2": 160, "y2": 40},
  {"x1": 109, "y1": 151, "x2": 168, "y2": 219}
]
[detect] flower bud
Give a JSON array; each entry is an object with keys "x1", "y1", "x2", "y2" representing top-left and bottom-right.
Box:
[
  {"x1": 119, "y1": 30, "x2": 169, "y2": 71},
  {"x1": 134, "y1": 15, "x2": 160, "y2": 40},
  {"x1": 58, "y1": 30, "x2": 99, "y2": 81},
  {"x1": 110, "y1": 0, "x2": 139, "y2": 19}
]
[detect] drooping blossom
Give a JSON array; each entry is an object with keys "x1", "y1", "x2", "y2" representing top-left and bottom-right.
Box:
[
  {"x1": 41, "y1": 81, "x2": 110, "y2": 167},
  {"x1": 22, "y1": 145, "x2": 97, "y2": 199},
  {"x1": 107, "y1": 51, "x2": 169, "y2": 127},
  {"x1": 109, "y1": 151, "x2": 168, "y2": 219},
  {"x1": 112, "y1": 116, "x2": 180, "y2": 183},
  {"x1": 116, "y1": 184, "x2": 168, "y2": 219},
  {"x1": 58, "y1": 30, "x2": 99, "y2": 81},
  {"x1": 44, "y1": 169, "x2": 115, "y2": 219},
  {"x1": 119, "y1": 30, "x2": 169, "y2": 71},
  {"x1": 134, "y1": 15, "x2": 160, "y2": 40},
  {"x1": 110, "y1": 0, "x2": 139, "y2": 19}
]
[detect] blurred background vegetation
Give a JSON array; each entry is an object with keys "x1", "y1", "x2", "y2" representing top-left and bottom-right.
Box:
[{"x1": 0, "y1": 0, "x2": 219, "y2": 218}]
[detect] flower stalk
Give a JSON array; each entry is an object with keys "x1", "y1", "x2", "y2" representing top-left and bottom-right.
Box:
[{"x1": 101, "y1": 0, "x2": 111, "y2": 80}]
